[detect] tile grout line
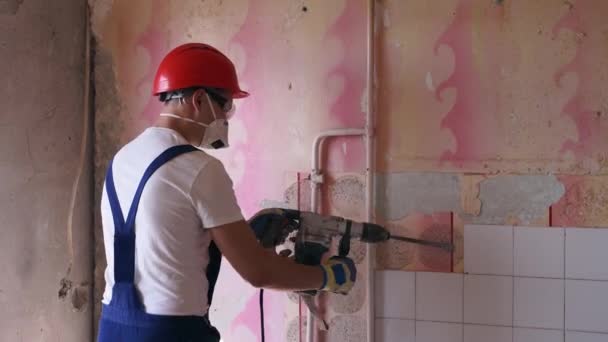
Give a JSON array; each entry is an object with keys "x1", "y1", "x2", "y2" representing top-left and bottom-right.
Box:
[
  {"x1": 512, "y1": 225, "x2": 515, "y2": 342},
  {"x1": 462, "y1": 269, "x2": 466, "y2": 342},
  {"x1": 376, "y1": 318, "x2": 608, "y2": 337},
  {"x1": 459, "y1": 272, "x2": 608, "y2": 282},
  {"x1": 566, "y1": 328, "x2": 608, "y2": 335},
  {"x1": 374, "y1": 317, "x2": 587, "y2": 331},
  {"x1": 563, "y1": 228, "x2": 567, "y2": 342},
  {"x1": 450, "y1": 211, "x2": 454, "y2": 273},
  {"x1": 413, "y1": 271, "x2": 416, "y2": 341},
  {"x1": 462, "y1": 225, "x2": 466, "y2": 342},
  {"x1": 462, "y1": 225, "x2": 608, "y2": 342},
  {"x1": 426, "y1": 319, "x2": 558, "y2": 330},
  {"x1": 461, "y1": 272, "x2": 465, "y2": 342}
]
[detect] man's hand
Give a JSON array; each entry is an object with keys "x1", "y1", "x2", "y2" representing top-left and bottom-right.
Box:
[
  {"x1": 319, "y1": 256, "x2": 357, "y2": 295},
  {"x1": 209, "y1": 219, "x2": 324, "y2": 291},
  {"x1": 247, "y1": 209, "x2": 358, "y2": 295}
]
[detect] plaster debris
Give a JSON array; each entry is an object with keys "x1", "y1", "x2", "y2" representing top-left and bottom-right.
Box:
[
  {"x1": 376, "y1": 172, "x2": 461, "y2": 221},
  {"x1": 283, "y1": 178, "x2": 312, "y2": 212},
  {"x1": 377, "y1": 172, "x2": 564, "y2": 226},
  {"x1": 328, "y1": 315, "x2": 366, "y2": 342},
  {"x1": 377, "y1": 222, "x2": 416, "y2": 269},
  {"x1": 328, "y1": 271, "x2": 366, "y2": 314},
  {"x1": 58, "y1": 278, "x2": 73, "y2": 300},
  {"x1": 0, "y1": 0, "x2": 24, "y2": 15},
  {"x1": 417, "y1": 223, "x2": 452, "y2": 271},
  {"x1": 70, "y1": 284, "x2": 89, "y2": 312},
  {"x1": 425, "y1": 71, "x2": 435, "y2": 91},
  {"x1": 475, "y1": 175, "x2": 565, "y2": 225},
  {"x1": 329, "y1": 175, "x2": 365, "y2": 221},
  {"x1": 460, "y1": 174, "x2": 484, "y2": 216},
  {"x1": 383, "y1": 7, "x2": 391, "y2": 28},
  {"x1": 286, "y1": 316, "x2": 307, "y2": 342}
]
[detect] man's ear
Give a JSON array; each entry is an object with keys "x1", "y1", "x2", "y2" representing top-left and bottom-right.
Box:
[{"x1": 191, "y1": 89, "x2": 205, "y2": 112}]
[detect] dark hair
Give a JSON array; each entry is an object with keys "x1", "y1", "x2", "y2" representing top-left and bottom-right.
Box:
[
  {"x1": 159, "y1": 87, "x2": 229, "y2": 108},
  {"x1": 158, "y1": 87, "x2": 201, "y2": 103}
]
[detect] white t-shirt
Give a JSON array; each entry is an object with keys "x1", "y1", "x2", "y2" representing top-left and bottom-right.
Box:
[{"x1": 101, "y1": 127, "x2": 244, "y2": 316}]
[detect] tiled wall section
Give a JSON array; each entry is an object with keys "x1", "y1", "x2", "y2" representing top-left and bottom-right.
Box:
[{"x1": 375, "y1": 225, "x2": 608, "y2": 342}]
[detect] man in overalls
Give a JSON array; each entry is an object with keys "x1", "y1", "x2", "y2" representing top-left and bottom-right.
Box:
[{"x1": 97, "y1": 43, "x2": 357, "y2": 341}]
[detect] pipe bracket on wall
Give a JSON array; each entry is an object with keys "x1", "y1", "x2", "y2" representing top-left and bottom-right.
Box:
[{"x1": 310, "y1": 172, "x2": 324, "y2": 184}]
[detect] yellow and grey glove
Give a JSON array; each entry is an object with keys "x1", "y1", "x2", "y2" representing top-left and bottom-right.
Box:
[{"x1": 319, "y1": 256, "x2": 357, "y2": 295}]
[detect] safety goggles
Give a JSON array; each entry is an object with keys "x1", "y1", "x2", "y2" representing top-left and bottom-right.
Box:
[{"x1": 205, "y1": 88, "x2": 235, "y2": 118}]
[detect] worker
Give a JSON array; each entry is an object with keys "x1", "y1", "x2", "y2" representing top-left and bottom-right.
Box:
[{"x1": 97, "y1": 43, "x2": 357, "y2": 342}]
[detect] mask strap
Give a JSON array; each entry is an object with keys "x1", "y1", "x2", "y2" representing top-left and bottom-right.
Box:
[
  {"x1": 205, "y1": 93, "x2": 219, "y2": 120},
  {"x1": 159, "y1": 113, "x2": 209, "y2": 128}
]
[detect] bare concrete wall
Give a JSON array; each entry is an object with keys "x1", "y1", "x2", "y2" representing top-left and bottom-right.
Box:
[{"x1": 0, "y1": 1, "x2": 93, "y2": 341}]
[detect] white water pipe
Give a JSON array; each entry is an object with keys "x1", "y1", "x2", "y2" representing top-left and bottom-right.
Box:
[
  {"x1": 310, "y1": 129, "x2": 367, "y2": 211},
  {"x1": 308, "y1": 129, "x2": 365, "y2": 342},
  {"x1": 364, "y1": 0, "x2": 376, "y2": 341},
  {"x1": 305, "y1": 1, "x2": 376, "y2": 341}
]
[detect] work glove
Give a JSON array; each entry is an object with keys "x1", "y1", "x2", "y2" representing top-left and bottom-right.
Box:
[{"x1": 319, "y1": 256, "x2": 357, "y2": 295}]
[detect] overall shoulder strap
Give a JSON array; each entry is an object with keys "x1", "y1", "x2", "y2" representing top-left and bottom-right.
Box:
[
  {"x1": 124, "y1": 145, "x2": 198, "y2": 230},
  {"x1": 105, "y1": 144, "x2": 198, "y2": 283}
]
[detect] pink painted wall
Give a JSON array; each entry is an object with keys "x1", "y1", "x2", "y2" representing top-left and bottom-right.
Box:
[
  {"x1": 92, "y1": 1, "x2": 368, "y2": 340},
  {"x1": 91, "y1": 0, "x2": 608, "y2": 341},
  {"x1": 377, "y1": 0, "x2": 608, "y2": 174}
]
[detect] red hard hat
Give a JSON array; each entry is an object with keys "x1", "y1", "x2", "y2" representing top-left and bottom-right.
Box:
[{"x1": 153, "y1": 43, "x2": 249, "y2": 98}]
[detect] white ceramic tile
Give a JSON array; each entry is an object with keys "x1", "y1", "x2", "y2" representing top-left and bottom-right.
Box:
[
  {"x1": 464, "y1": 275, "x2": 513, "y2": 326},
  {"x1": 514, "y1": 328, "x2": 564, "y2": 342},
  {"x1": 565, "y1": 228, "x2": 608, "y2": 281},
  {"x1": 565, "y1": 331, "x2": 608, "y2": 342},
  {"x1": 514, "y1": 277, "x2": 564, "y2": 329},
  {"x1": 416, "y1": 272, "x2": 463, "y2": 323},
  {"x1": 375, "y1": 271, "x2": 415, "y2": 319},
  {"x1": 565, "y1": 280, "x2": 608, "y2": 333},
  {"x1": 465, "y1": 225, "x2": 513, "y2": 275},
  {"x1": 375, "y1": 319, "x2": 415, "y2": 342},
  {"x1": 416, "y1": 321, "x2": 463, "y2": 342},
  {"x1": 514, "y1": 227, "x2": 564, "y2": 278},
  {"x1": 464, "y1": 325, "x2": 512, "y2": 342}
]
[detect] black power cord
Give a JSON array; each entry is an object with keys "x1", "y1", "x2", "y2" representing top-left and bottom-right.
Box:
[{"x1": 259, "y1": 289, "x2": 265, "y2": 342}]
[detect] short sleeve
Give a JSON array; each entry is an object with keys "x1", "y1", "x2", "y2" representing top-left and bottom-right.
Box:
[{"x1": 190, "y1": 159, "x2": 244, "y2": 228}]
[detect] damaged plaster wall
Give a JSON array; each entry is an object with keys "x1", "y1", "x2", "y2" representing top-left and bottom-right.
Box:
[
  {"x1": 90, "y1": 0, "x2": 369, "y2": 340},
  {"x1": 0, "y1": 1, "x2": 92, "y2": 341},
  {"x1": 377, "y1": 173, "x2": 565, "y2": 225},
  {"x1": 0, "y1": 0, "x2": 24, "y2": 15},
  {"x1": 91, "y1": 44, "x2": 127, "y2": 334},
  {"x1": 89, "y1": 0, "x2": 608, "y2": 342},
  {"x1": 375, "y1": 0, "x2": 608, "y2": 278},
  {"x1": 377, "y1": 0, "x2": 608, "y2": 174}
]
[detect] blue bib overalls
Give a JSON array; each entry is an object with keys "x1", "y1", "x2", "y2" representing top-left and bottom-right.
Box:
[{"x1": 97, "y1": 145, "x2": 222, "y2": 342}]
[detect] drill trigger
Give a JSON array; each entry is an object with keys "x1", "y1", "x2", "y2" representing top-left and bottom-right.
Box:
[{"x1": 338, "y1": 220, "x2": 352, "y2": 257}]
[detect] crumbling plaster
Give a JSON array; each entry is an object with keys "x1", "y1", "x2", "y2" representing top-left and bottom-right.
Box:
[
  {"x1": 88, "y1": 0, "x2": 608, "y2": 341},
  {"x1": 1, "y1": 1, "x2": 92, "y2": 341}
]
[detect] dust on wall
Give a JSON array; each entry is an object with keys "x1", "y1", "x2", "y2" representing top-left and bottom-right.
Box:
[
  {"x1": 0, "y1": 0, "x2": 24, "y2": 15},
  {"x1": 89, "y1": 0, "x2": 608, "y2": 342},
  {"x1": 377, "y1": 0, "x2": 608, "y2": 174},
  {"x1": 0, "y1": 0, "x2": 92, "y2": 341}
]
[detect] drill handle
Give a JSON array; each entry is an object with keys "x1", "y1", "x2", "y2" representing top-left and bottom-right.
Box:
[
  {"x1": 338, "y1": 220, "x2": 352, "y2": 257},
  {"x1": 294, "y1": 242, "x2": 328, "y2": 266},
  {"x1": 294, "y1": 242, "x2": 329, "y2": 296}
]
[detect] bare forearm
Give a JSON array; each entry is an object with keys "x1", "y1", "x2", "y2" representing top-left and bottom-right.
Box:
[
  {"x1": 210, "y1": 220, "x2": 324, "y2": 291},
  {"x1": 256, "y1": 250, "x2": 324, "y2": 291}
]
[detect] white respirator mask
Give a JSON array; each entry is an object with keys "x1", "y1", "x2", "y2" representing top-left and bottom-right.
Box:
[{"x1": 160, "y1": 92, "x2": 230, "y2": 149}]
